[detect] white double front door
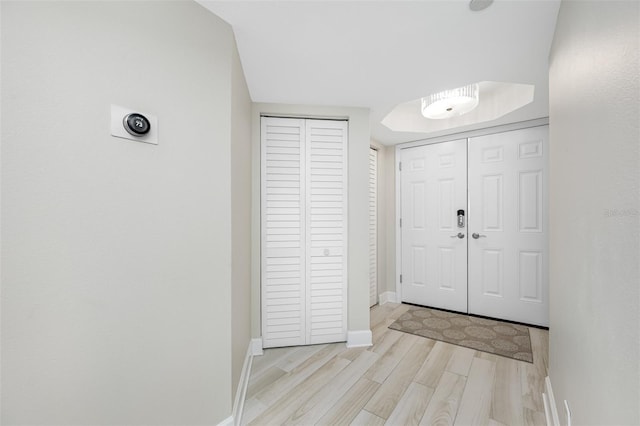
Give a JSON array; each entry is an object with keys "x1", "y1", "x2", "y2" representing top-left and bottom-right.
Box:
[{"x1": 400, "y1": 126, "x2": 549, "y2": 327}]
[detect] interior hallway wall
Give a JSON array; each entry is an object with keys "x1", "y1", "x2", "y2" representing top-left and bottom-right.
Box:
[
  {"x1": 1, "y1": 1, "x2": 250, "y2": 424},
  {"x1": 230, "y1": 39, "x2": 252, "y2": 400},
  {"x1": 548, "y1": 1, "x2": 639, "y2": 424}
]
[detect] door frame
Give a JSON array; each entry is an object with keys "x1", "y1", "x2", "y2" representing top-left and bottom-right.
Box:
[{"x1": 394, "y1": 118, "x2": 549, "y2": 303}]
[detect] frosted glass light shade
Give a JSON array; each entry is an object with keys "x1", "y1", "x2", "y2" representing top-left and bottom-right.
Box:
[{"x1": 421, "y1": 84, "x2": 480, "y2": 119}]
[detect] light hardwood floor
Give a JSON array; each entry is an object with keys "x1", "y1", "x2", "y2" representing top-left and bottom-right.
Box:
[{"x1": 242, "y1": 303, "x2": 549, "y2": 426}]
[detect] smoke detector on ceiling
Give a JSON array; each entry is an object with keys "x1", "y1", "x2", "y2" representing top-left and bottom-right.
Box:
[{"x1": 469, "y1": 0, "x2": 493, "y2": 12}]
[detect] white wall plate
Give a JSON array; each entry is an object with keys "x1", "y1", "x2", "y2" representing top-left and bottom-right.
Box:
[{"x1": 110, "y1": 104, "x2": 158, "y2": 145}]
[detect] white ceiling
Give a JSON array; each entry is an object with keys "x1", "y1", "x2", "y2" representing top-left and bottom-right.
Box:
[{"x1": 198, "y1": 0, "x2": 560, "y2": 145}]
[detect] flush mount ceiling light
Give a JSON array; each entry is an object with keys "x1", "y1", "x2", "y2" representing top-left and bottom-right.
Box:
[
  {"x1": 383, "y1": 81, "x2": 535, "y2": 134},
  {"x1": 421, "y1": 83, "x2": 480, "y2": 120}
]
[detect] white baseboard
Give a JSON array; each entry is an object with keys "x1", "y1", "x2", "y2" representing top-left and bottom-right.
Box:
[
  {"x1": 346, "y1": 329, "x2": 372, "y2": 348},
  {"x1": 217, "y1": 416, "x2": 234, "y2": 426},
  {"x1": 231, "y1": 342, "x2": 254, "y2": 426},
  {"x1": 251, "y1": 337, "x2": 263, "y2": 356},
  {"x1": 379, "y1": 291, "x2": 397, "y2": 305},
  {"x1": 543, "y1": 376, "x2": 560, "y2": 426}
]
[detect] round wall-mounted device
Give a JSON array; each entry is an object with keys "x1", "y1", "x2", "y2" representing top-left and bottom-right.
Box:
[
  {"x1": 123, "y1": 113, "x2": 151, "y2": 136},
  {"x1": 469, "y1": 0, "x2": 493, "y2": 11}
]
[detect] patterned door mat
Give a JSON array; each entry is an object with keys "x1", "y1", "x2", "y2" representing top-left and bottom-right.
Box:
[{"x1": 389, "y1": 305, "x2": 533, "y2": 363}]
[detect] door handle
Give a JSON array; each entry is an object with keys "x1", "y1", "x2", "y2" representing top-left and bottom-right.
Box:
[
  {"x1": 472, "y1": 233, "x2": 487, "y2": 239},
  {"x1": 450, "y1": 233, "x2": 465, "y2": 239}
]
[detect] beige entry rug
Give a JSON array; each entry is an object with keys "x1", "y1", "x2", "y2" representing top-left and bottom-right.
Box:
[{"x1": 389, "y1": 305, "x2": 533, "y2": 363}]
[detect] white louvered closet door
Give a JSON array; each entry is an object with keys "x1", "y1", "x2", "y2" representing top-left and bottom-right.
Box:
[
  {"x1": 261, "y1": 117, "x2": 306, "y2": 348},
  {"x1": 261, "y1": 117, "x2": 348, "y2": 348},
  {"x1": 369, "y1": 148, "x2": 378, "y2": 307},
  {"x1": 305, "y1": 119, "x2": 348, "y2": 345}
]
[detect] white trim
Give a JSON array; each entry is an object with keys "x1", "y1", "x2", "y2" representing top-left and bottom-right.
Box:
[
  {"x1": 251, "y1": 337, "x2": 263, "y2": 356},
  {"x1": 564, "y1": 400, "x2": 572, "y2": 426},
  {"x1": 260, "y1": 113, "x2": 349, "y2": 121},
  {"x1": 217, "y1": 416, "x2": 234, "y2": 426},
  {"x1": 543, "y1": 376, "x2": 560, "y2": 426},
  {"x1": 543, "y1": 395, "x2": 551, "y2": 426},
  {"x1": 396, "y1": 117, "x2": 549, "y2": 150},
  {"x1": 379, "y1": 291, "x2": 397, "y2": 305},
  {"x1": 395, "y1": 144, "x2": 403, "y2": 303},
  {"x1": 346, "y1": 329, "x2": 372, "y2": 348},
  {"x1": 231, "y1": 343, "x2": 254, "y2": 426}
]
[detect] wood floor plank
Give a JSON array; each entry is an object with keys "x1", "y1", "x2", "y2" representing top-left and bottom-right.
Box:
[
  {"x1": 315, "y1": 378, "x2": 381, "y2": 426},
  {"x1": 388, "y1": 303, "x2": 411, "y2": 320},
  {"x1": 491, "y1": 357, "x2": 524, "y2": 426},
  {"x1": 281, "y1": 350, "x2": 379, "y2": 425},
  {"x1": 339, "y1": 345, "x2": 368, "y2": 361},
  {"x1": 254, "y1": 343, "x2": 342, "y2": 406},
  {"x1": 240, "y1": 397, "x2": 267, "y2": 426},
  {"x1": 276, "y1": 343, "x2": 327, "y2": 372},
  {"x1": 369, "y1": 326, "x2": 402, "y2": 354},
  {"x1": 453, "y1": 357, "x2": 496, "y2": 426},
  {"x1": 370, "y1": 303, "x2": 395, "y2": 328},
  {"x1": 529, "y1": 328, "x2": 549, "y2": 374},
  {"x1": 414, "y1": 341, "x2": 455, "y2": 388},
  {"x1": 364, "y1": 338, "x2": 434, "y2": 419},
  {"x1": 370, "y1": 320, "x2": 394, "y2": 347},
  {"x1": 523, "y1": 407, "x2": 547, "y2": 426},
  {"x1": 419, "y1": 371, "x2": 467, "y2": 426},
  {"x1": 385, "y1": 381, "x2": 434, "y2": 426},
  {"x1": 248, "y1": 355, "x2": 351, "y2": 425},
  {"x1": 370, "y1": 303, "x2": 402, "y2": 329},
  {"x1": 445, "y1": 346, "x2": 476, "y2": 377},
  {"x1": 251, "y1": 346, "x2": 295, "y2": 377},
  {"x1": 350, "y1": 410, "x2": 386, "y2": 426},
  {"x1": 364, "y1": 332, "x2": 419, "y2": 384},
  {"x1": 246, "y1": 365, "x2": 287, "y2": 399},
  {"x1": 520, "y1": 360, "x2": 545, "y2": 412}
]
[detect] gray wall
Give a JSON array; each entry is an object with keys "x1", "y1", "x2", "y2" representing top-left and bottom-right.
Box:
[
  {"x1": 230, "y1": 41, "x2": 252, "y2": 397},
  {"x1": 1, "y1": 1, "x2": 249, "y2": 424},
  {"x1": 549, "y1": 1, "x2": 639, "y2": 424}
]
